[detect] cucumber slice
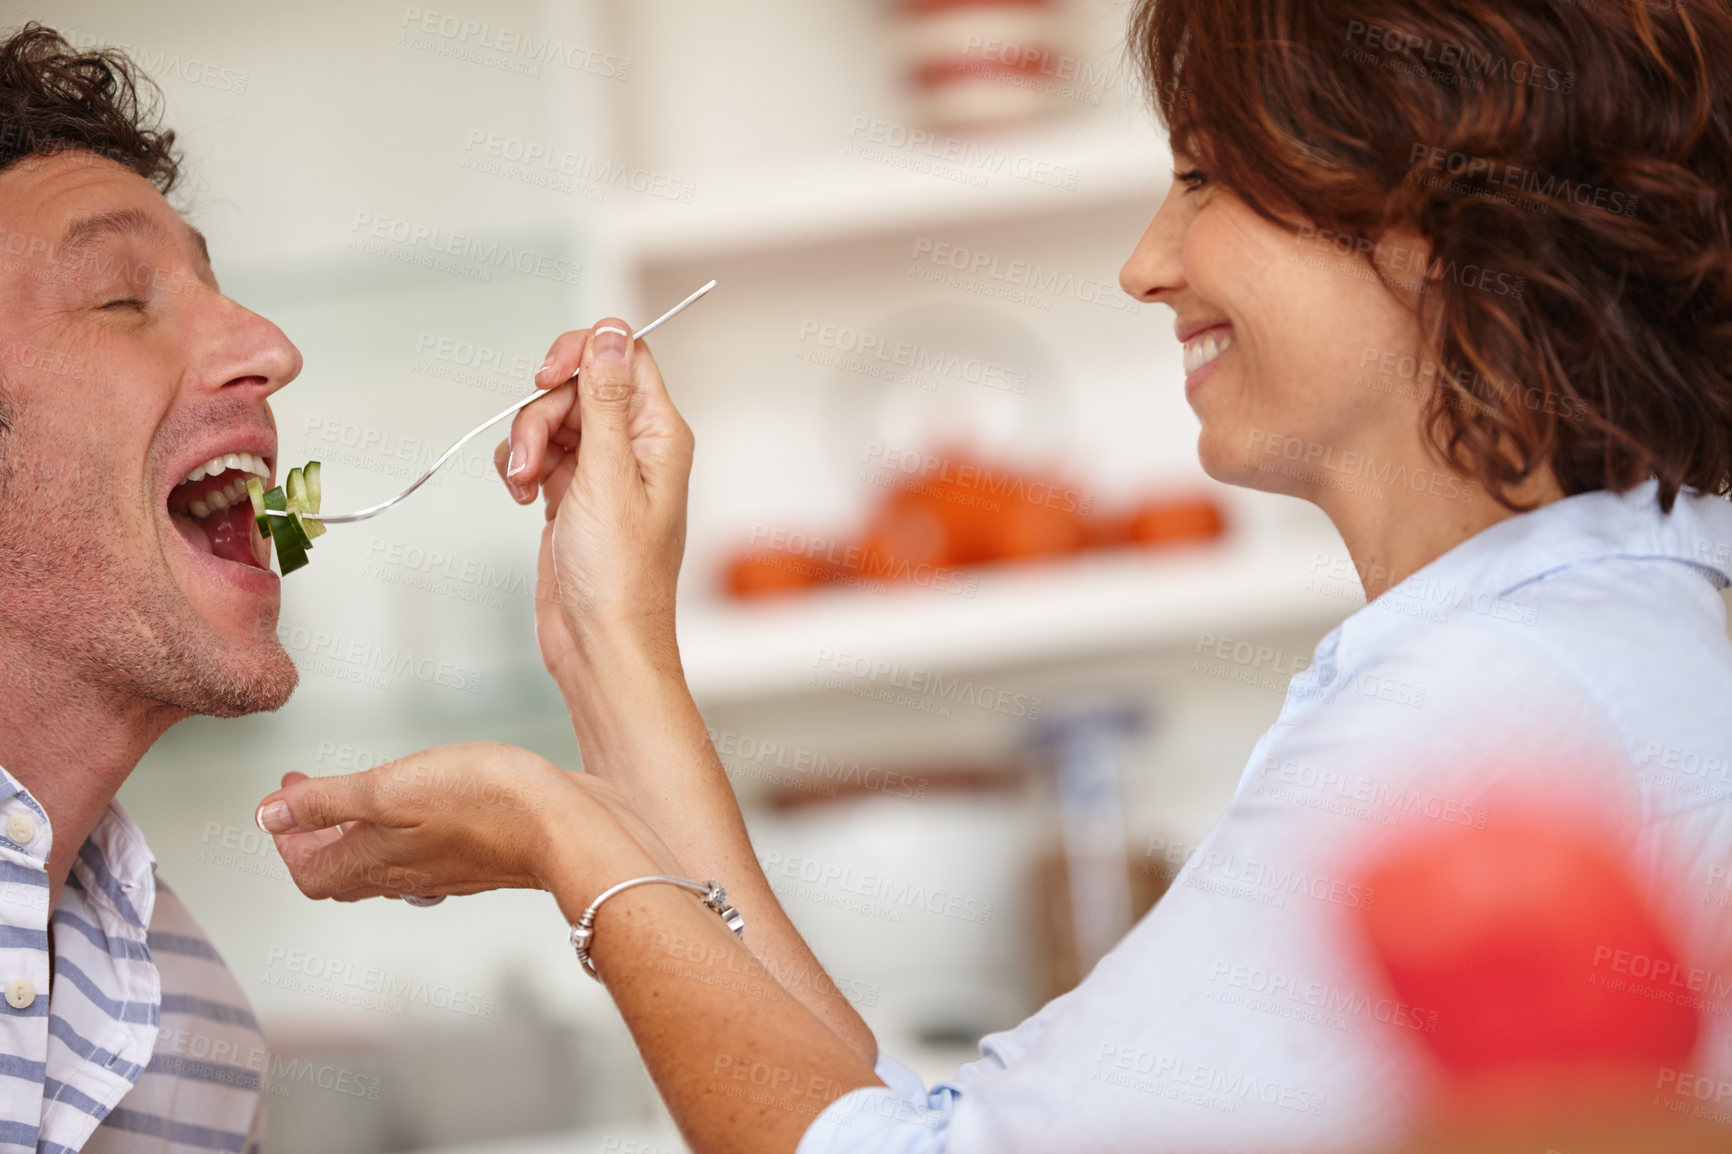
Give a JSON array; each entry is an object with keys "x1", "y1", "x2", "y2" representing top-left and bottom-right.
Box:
[
  {"x1": 259, "y1": 484, "x2": 310, "y2": 573},
  {"x1": 272, "y1": 519, "x2": 309, "y2": 574},
  {"x1": 278, "y1": 510, "x2": 312, "y2": 552},
  {"x1": 282, "y1": 471, "x2": 312, "y2": 542},
  {"x1": 301, "y1": 462, "x2": 325, "y2": 538},
  {"x1": 303, "y1": 462, "x2": 322, "y2": 511},
  {"x1": 282, "y1": 467, "x2": 326, "y2": 540},
  {"x1": 247, "y1": 477, "x2": 268, "y2": 536},
  {"x1": 253, "y1": 460, "x2": 328, "y2": 575}
]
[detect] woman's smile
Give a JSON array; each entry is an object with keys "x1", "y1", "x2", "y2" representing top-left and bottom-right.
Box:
[{"x1": 1180, "y1": 322, "x2": 1235, "y2": 398}]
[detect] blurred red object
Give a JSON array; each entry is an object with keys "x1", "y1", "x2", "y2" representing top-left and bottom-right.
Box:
[
  {"x1": 1359, "y1": 820, "x2": 1699, "y2": 1079},
  {"x1": 861, "y1": 455, "x2": 997, "y2": 570},
  {"x1": 1121, "y1": 494, "x2": 1227, "y2": 547},
  {"x1": 859, "y1": 452, "x2": 1090, "y2": 570},
  {"x1": 862, "y1": 494, "x2": 960, "y2": 570},
  {"x1": 986, "y1": 474, "x2": 1089, "y2": 561},
  {"x1": 723, "y1": 549, "x2": 826, "y2": 599},
  {"x1": 891, "y1": 0, "x2": 1068, "y2": 130},
  {"x1": 719, "y1": 446, "x2": 1230, "y2": 600}
]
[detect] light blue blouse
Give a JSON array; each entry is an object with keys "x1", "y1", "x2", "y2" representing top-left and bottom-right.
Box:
[{"x1": 800, "y1": 479, "x2": 1732, "y2": 1153}]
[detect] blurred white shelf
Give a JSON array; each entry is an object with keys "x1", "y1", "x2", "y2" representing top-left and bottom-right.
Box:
[
  {"x1": 678, "y1": 530, "x2": 1351, "y2": 706},
  {"x1": 616, "y1": 118, "x2": 1170, "y2": 267}
]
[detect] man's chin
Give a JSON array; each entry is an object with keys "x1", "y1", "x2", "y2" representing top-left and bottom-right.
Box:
[{"x1": 168, "y1": 646, "x2": 300, "y2": 718}]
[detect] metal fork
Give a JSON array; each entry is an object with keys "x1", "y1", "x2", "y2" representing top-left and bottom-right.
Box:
[{"x1": 272, "y1": 279, "x2": 717, "y2": 526}]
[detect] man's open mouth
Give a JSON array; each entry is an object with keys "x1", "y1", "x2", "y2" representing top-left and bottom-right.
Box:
[{"x1": 167, "y1": 451, "x2": 273, "y2": 570}]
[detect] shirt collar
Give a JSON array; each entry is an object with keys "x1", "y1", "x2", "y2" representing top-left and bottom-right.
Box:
[
  {"x1": 72, "y1": 799, "x2": 157, "y2": 931},
  {"x1": 1302, "y1": 482, "x2": 1732, "y2": 684},
  {"x1": 0, "y1": 766, "x2": 45, "y2": 824},
  {"x1": 0, "y1": 761, "x2": 157, "y2": 929},
  {"x1": 1383, "y1": 479, "x2": 1732, "y2": 607}
]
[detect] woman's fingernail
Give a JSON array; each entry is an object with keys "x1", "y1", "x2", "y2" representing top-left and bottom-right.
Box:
[
  {"x1": 256, "y1": 800, "x2": 293, "y2": 834},
  {"x1": 510, "y1": 481, "x2": 532, "y2": 503},
  {"x1": 535, "y1": 359, "x2": 555, "y2": 382},
  {"x1": 593, "y1": 326, "x2": 630, "y2": 362},
  {"x1": 507, "y1": 442, "x2": 527, "y2": 480}
]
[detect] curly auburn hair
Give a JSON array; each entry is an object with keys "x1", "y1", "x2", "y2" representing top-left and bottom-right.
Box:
[
  {"x1": 1131, "y1": 0, "x2": 1732, "y2": 513},
  {"x1": 0, "y1": 22, "x2": 181, "y2": 193}
]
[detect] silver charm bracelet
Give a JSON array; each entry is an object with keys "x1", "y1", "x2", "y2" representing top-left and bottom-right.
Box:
[{"x1": 569, "y1": 875, "x2": 745, "y2": 979}]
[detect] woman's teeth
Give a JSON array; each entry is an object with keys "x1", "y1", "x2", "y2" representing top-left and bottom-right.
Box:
[{"x1": 1183, "y1": 329, "x2": 1234, "y2": 375}]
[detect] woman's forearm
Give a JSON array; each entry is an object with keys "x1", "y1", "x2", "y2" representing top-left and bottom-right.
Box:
[
  {"x1": 554, "y1": 873, "x2": 884, "y2": 1154},
  {"x1": 556, "y1": 641, "x2": 881, "y2": 1065},
  {"x1": 256, "y1": 734, "x2": 884, "y2": 1153}
]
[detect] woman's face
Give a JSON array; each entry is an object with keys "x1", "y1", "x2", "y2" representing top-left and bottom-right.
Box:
[{"x1": 1119, "y1": 150, "x2": 1431, "y2": 499}]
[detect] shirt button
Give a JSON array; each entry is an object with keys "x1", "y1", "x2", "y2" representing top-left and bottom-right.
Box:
[
  {"x1": 5, "y1": 979, "x2": 34, "y2": 1010},
  {"x1": 5, "y1": 814, "x2": 35, "y2": 846}
]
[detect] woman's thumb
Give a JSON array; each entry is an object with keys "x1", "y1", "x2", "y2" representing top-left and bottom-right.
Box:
[{"x1": 576, "y1": 320, "x2": 637, "y2": 475}]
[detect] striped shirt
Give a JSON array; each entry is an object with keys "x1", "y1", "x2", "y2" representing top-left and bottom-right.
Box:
[{"x1": 0, "y1": 767, "x2": 266, "y2": 1154}]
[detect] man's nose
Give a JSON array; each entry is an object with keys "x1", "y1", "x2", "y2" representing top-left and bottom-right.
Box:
[{"x1": 202, "y1": 293, "x2": 302, "y2": 397}]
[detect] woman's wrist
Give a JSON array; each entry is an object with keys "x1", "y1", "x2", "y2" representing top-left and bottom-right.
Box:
[
  {"x1": 554, "y1": 615, "x2": 680, "y2": 696},
  {"x1": 559, "y1": 597, "x2": 681, "y2": 676},
  {"x1": 555, "y1": 638, "x2": 698, "y2": 775},
  {"x1": 576, "y1": 878, "x2": 723, "y2": 986},
  {"x1": 534, "y1": 788, "x2": 663, "y2": 923}
]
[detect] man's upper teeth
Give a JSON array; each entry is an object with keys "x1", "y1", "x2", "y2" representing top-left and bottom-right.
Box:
[
  {"x1": 182, "y1": 451, "x2": 269, "y2": 486},
  {"x1": 1184, "y1": 330, "x2": 1234, "y2": 374}
]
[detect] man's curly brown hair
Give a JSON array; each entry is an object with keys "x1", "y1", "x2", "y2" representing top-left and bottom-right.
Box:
[
  {"x1": 1132, "y1": 0, "x2": 1732, "y2": 513},
  {"x1": 0, "y1": 21, "x2": 181, "y2": 193}
]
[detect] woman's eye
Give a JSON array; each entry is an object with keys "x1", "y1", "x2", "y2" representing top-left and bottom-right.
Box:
[{"x1": 1175, "y1": 169, "x2": 1209, "y2": 192}]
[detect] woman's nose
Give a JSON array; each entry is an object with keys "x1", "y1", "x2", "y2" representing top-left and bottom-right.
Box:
[{"x1": 1120, "y1": 189, "x2": 1188, "y2": 303}]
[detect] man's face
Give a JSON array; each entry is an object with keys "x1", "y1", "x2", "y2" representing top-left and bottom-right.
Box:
[{"x1": 0, "y1": 150, "x2": 302, "y2": 716}]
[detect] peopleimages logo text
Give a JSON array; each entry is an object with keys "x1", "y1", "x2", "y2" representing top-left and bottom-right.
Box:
[
  {"x1": 847, "y1": 117, "x2": 1079, "y2": 189},
  {"x1": 811, "y1": 648, "x2": 1042, "y2": 719},
  {"x1": 909, "y1": 238, "x2": 1136, "y2": 311},
  {"x1": 350, "y1": 211, "x2": 582, "y2": 286}
]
